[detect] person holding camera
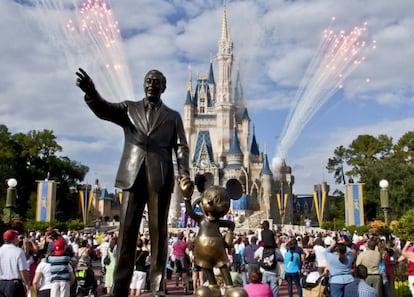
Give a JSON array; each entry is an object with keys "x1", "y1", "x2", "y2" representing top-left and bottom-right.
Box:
[{"x1": 324, "y1": 238, "x2": 355, "y2": 297}]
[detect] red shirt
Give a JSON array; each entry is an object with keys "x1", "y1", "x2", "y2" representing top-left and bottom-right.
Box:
[{"x1": 409, "y1": 260, "x2": 414, "y2": 276}]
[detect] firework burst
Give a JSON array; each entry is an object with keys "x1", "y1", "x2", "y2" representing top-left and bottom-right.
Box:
[
  {"x1": 273, "y1": 18, "x2": 376, "y2": 170},
  {"x1": 35, "y1": 0, "x2": 134, "y2": 100}
]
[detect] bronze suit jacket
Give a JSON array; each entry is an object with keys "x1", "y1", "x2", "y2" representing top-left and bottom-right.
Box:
[{"x1": 85, "y1": 93, "x2": 190, "y2": 192}]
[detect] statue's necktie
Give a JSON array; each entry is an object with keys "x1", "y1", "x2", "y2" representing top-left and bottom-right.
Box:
[{"x1": 146, "y1": 104, "x2": 155, "y2": 126}]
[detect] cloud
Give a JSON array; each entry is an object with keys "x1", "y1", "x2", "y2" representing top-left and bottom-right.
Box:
[{"x1": 1, "y1": 0, "x2": 414, "y2": 195}]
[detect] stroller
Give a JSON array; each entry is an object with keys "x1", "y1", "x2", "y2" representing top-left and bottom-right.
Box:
[
  {"x1": 301, "y1": 271, "x2": 329, "y2": 297},
  {"x1": 74, "y1": 264, "x2": 98, "y2": 297}
]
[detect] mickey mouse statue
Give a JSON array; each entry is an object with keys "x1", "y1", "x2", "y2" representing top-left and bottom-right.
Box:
[{"x1": 179, "y1": 176, "x2": 248, "y2": 297}]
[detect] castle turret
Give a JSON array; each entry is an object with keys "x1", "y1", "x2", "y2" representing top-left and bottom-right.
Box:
[
  {"x1": 261, "y1": 153, "x2": 273, "y2": 218},
  {"x1": 241, "y1": 107, "x2": 250, "y2": 167},
  {"x1": 226, "y1": 122, "x2": 243, "y2": 168}
]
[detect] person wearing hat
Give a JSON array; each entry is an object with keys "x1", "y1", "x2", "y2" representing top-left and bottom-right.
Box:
[
  {"x1": 0, "y1": 229, "x2": 31, "y2": 297},
  {"x1": 46, "y1": 238, "x2": 75, "y2": 297}
]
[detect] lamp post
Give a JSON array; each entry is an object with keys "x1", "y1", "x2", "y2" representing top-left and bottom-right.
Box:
[
  {"x1": 5, "y1": 178, "x2": 18, "y2": 223},
  {"x1": 379, "y1": 179, "x2": 390, "y2": 227}
]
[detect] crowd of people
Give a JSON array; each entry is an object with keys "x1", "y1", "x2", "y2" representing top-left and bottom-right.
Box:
[{"x1": 0, "y1": 221, "x2": 413, "y2": 297}]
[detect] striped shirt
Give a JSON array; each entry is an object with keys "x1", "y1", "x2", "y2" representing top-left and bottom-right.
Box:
[{"x1": 46, "y1": 255, "x2": 71, "y2": 282}]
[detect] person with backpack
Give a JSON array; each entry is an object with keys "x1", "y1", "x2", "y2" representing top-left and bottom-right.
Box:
[
  {"x1": 284, "y1": 241, "x2": 303, "y2": 297},
  {"x1": 46, "y1": 238, "x2": 75, "y2": 297},
  {"x1": 254, "y1": 240, "x2": 284, "y2": 297}
]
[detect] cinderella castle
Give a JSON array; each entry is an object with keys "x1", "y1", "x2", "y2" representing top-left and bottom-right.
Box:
[
  {"x1": 90, "y1": 3, "x2": 331, "y2": 229},
  {"x1": 167, "y1": 3, "x2": 296, "y2": 228}
]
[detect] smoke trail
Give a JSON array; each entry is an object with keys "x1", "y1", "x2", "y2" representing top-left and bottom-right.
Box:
[
  {"x1": 272, "y1": 18, "x2": 375, "y2": 172},
  {"x1": 34, "y1": 0, "x2": 135, "y2": 100}
]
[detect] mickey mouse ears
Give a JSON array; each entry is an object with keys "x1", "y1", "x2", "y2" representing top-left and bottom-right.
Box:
[{"x1": 226, "y1": 179, "x2": 243, "y2": 200}]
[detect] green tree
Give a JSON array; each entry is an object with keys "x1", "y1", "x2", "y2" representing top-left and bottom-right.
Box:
[
  {"x1": 0, "y1": 124, "x2": 89, "y2": 221},
  {"x1": 327, "y1": 145, "x2": 349, "y2": 184},
  {"x1": 327, "y1": 132, "x2": 414, "y2": 221},
  {"x1": 393, "y1": 208, "x2": 414, "y2": 241}
]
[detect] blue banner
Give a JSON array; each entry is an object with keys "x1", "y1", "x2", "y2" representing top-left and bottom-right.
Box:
[
  {"x1": 36, "y1": 181, "x2": 57, "y2": 222},
  {"x1": 345, "y1": 183, "x2": 365, "y2": 226}
]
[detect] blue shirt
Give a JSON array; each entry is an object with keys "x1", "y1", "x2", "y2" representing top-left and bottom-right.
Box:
[
  {"x1": 284, "y1": 251, "x2": 301, "y2": 273},
  {"x1": 324, "y1": 247, "x2": 354, "y2": 284},
  {"x1": 243, "y1": 243, "x2": 259, "y2": 264}
]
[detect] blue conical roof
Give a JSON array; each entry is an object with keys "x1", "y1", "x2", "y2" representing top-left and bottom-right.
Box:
[
  {"x1": 185, "y1": 89, "x2": 192, "y2": 105},
  {"x1": 228, "y1": 128, "x2": 242, "y2": 155},
  {"x1": 261, "y1": 154, "x2": 272, "y2": 175},
  {"x1": 208, "y1": 62, "x2": 215, "y2": 84},
  {"x1": 250, "y1": 135, "x2": 260, "y2": 156},
  {"x1": 242, "y1": 107, "x2": 250, "y2": 121}
]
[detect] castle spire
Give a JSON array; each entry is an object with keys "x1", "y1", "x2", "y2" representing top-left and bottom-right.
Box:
[
  {"x1": 208, "y1": 62, "x2": 215, "y2": 84},
  {"x1": 234, "y1": 65, "x2": 243, "y2": 104},
  {"x1": 250, "y1": 125, "x2": 260, "y2": 156},
  {"x1": 187, "y1": 66, "x2": 193, "y2": 94},
  {"x1": 228, "y1": 127, "x2": 243, "y2": 156},
  {"x1": 261, "y1": 153, "x2": 273, "y2": 175},
  {"x1": 216, "y1": 0, "x2": 233, "y2": 106},
  {"x1": 220, "y1": 0, "x2": 231, "y2": 46},
  {"x1": 184, "y1": 67, "x2": 193, "y2": 106}
]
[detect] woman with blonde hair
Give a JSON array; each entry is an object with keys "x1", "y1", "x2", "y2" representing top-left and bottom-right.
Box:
[{"x1": 105, "y1": 238, "x2": 117, "y2": 294}]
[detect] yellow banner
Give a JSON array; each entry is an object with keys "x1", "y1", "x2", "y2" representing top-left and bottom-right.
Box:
[
  {"x1": 313, "y1": 191, "x2": 327, "y2": 226},
  {"x1": 79, "y1": 190, "x2": 85, "y2": 223},
  {"x1": 276, "y1": 193, "x2": 289, "y2": 219},
  {"x1": 276, "y1": 193, "x2": 282, "y2": 217}
]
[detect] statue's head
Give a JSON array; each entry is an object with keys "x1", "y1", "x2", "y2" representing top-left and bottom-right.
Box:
[
  {"x1": 199, "y1": 185, "x2": 230, "y2": 221},
  {"x1": 144, "y1": 69, "x2": 166, "y2": 101}
]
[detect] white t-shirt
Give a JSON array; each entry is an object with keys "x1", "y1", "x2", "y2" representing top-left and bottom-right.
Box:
[
  {"x1": 313, "y1": 245, "x2": 327, "y2": 268},
  {"x1": 0, "y1": 244, "x2": 28, "y2": 280},
  {"x1": 97, "y1": 241, "x2": 110, "y2": 261},
  {"x1": 35, "y1": 261, "x2": 53, "y2": 291},
  {"x1": 70, "y1": 242, "x2": 79, "y2": 255}
]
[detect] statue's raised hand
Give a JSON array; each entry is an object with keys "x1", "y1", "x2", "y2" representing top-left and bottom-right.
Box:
[{"x1": 76, "y1": 68, "x2": 96, "y2": 96}]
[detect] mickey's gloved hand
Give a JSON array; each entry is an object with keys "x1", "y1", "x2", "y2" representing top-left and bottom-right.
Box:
[{"x1": 179, "y1": 176, "x2": 194, "y2": 200}]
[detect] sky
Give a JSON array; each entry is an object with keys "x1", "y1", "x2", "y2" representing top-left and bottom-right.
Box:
[{"x1": 2, "y1": 0, "x2": 414, "y2": 195}]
